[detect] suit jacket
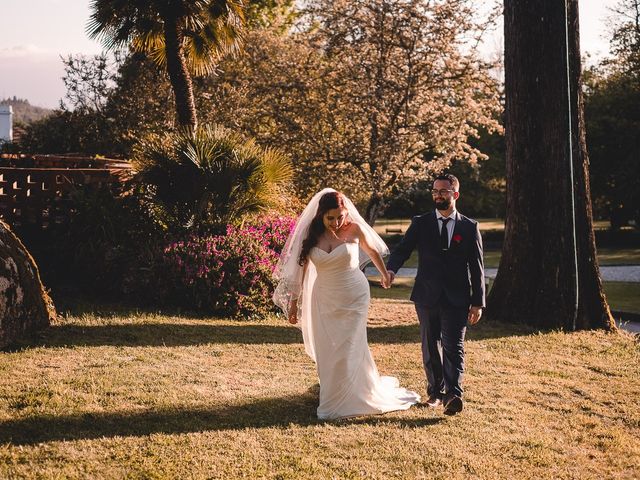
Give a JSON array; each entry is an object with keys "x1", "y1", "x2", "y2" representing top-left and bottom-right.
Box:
[{"x1": 386, "y1": 211, "x2": 485, "y2": 308}]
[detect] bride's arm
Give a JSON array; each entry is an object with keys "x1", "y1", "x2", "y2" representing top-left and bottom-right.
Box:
[
  {"x1": 354, "y1": 224, "x2": 391, "y2": 288},
  {"x1": 288, "y1": 260, "x2": 308, "y2": 324}
]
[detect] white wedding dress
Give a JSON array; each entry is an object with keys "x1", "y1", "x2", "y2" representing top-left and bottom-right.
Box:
[{"x1": 308, "y1": 241, "x2": 420, "y2": 420}]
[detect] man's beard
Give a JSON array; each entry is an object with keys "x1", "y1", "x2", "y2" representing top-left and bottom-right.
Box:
[{"x1": 435, "y1": 198, "x2": 451, "y2": 210}]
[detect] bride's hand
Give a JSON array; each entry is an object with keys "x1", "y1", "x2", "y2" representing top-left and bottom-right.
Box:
[{"x1": 288, "y1": 311, "x2": 298, "y2": 324}]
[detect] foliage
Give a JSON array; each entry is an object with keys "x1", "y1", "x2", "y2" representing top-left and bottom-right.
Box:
[
  {"x1": 201, "y1": 0, "x2": 502, "y2": 223},
  {"x1": 245, "y1": 0, "x2": 298, "y2": 31},
  {"x1": 132, "y1": 124, "x2": 293, "y2": 234},
  {"x1": 19, "y1": 53, "x2": 174, "y2": 156},
  {"x1": 87, "y1": 0, "x2": 246, "y2": 128},
  {"x1": 0, "y1": 97, "x2": 52, "y2": 124},
  {"x1": 28, "y1": 183, "x2": 165, "y2": 299},
  {"x1": 584, "y1": 0, "x2": 640, "y2": 228},
  {"x1": 384, "y1": 127, "x2": 506, "y2": 218},
  {"x1": 19, "y1": 108, "x2": 109, "y2": 154},
  {"x1": 101, "y1": 53, "x2": 175, "y2": 156},
  {"x1": 162, "y1": 216, "x2": 295, "y2": 317},
  {"x1": 584, "y1": 69, "x2": 640, "y2": 227},
  {"x1": 608, "y1": 0, "x2": 640, "y2": 78},
  {"x1": 60, "y1": 53, "x2": 117, "y2": 112}
]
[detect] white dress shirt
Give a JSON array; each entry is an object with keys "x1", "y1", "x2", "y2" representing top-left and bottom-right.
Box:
[{"x1": 436, "y1": 209, "x2": 457, "y2": 247}]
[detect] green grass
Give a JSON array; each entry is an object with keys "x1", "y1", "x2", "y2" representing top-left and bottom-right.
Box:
[
  {"x1": 370, "y1": 277, "x2": 640, "y2": 314},
  {"x1": 0, "y1": 304, "x2": 638, "y2": 479},
  {"x1": 392, "y1": 248, "x2": 640, "y2": 269},
  {"x1": 374, "y1": 218, "x2": 507, "y2": 235},
  {"x1": 601, "y1": 282, "x2": 640, "y2": 314},
  {"x1": 597, "y1": 248, "x2": 640, "y2": 265},
  {"x1": 376, "y1": 217, "x2": 640, "y2": 268},
  {"x1": 375, "y1": 218, "x2": 621, "y2": 235}
]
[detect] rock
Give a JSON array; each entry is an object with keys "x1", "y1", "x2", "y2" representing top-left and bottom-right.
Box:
[{"x1": 0, "y1": 220, "x2": 55, "y2": 347}]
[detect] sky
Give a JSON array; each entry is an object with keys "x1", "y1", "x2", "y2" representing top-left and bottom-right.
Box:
[{"x1": 0, "y1": 0, "x2": 622, "y2": 109}]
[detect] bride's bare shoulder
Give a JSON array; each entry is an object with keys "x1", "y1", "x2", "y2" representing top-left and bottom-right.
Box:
[{"x1": 343, "y1": 221, "x2": 362, "y2": 239}]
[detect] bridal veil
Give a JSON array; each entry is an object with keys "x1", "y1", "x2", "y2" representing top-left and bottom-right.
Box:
[{"x1": 272, "y1": 188, "x2": 388, "y2": 361}]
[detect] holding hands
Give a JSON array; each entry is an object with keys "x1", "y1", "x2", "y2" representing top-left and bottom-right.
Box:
[{"x1": 380, "y1": 270, "x2": 395, "y2": 289}]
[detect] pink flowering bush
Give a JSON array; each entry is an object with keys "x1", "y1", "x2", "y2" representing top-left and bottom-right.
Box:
[{"x1": 163, "y1": 216, "x2": 295, "y2": 318}]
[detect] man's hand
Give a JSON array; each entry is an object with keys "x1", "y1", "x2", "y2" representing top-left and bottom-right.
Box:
[
  {"x1": 387, "y1": 271, "x2": 396, "y2": 286},
  {"x1": 288, "y1": 310, "x2": 298, "y2": 325},
  {"x1": 468, "y1": 306, "x2": 482, "y2": 325},
  {"x1": 380, "y1": 271, "x2": 391, "y2": 289}
]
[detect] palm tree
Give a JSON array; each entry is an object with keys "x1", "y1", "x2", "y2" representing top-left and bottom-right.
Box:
[
  {"x1": 87, "y1": 0, "x2": 245, "y2": 130},
  {"x1": 132, "y1": 125, "x2": 293, "y2": 232}
]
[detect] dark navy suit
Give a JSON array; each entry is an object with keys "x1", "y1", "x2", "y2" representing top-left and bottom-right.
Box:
[{"x1": 386, "y1": 211, "x2": 485, "y2": 399}]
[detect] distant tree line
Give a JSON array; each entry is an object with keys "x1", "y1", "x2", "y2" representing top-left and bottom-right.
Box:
[{"x1": 0, "y1": 97, "x2": 53, "y2": 125}]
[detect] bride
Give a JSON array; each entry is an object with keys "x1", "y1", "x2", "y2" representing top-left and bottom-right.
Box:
[{"x1": 273, "y1": 188, "x2": 420, "y2": 420}]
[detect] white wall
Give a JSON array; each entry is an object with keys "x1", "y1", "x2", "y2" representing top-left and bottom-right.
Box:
[{"x1": 0, "y1": 106, "x2": 13, "y2": 143}]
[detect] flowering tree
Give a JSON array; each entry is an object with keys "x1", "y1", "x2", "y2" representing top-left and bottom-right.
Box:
[{"x1": 201, "y1": 0, "x2": 502, "y2": 223}]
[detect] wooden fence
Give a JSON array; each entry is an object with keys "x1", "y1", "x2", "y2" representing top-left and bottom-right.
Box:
[{"x1": 0, "y1": 154, "x2": 131, "y2": 229}]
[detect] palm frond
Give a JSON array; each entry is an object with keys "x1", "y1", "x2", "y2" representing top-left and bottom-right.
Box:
[
  {"x1": 88, "y1": 0, "x2": 246, "y2": 77},
  {"x1": 132, "y1": 125, "x2": 292, "y2": 233}
]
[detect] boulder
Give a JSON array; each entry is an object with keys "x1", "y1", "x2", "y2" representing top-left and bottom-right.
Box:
[{"x1": 0, "y1": 220, "x2": 55, "y2": 347}]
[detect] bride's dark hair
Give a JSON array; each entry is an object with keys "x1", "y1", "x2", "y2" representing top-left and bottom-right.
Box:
[{"x1": 298, "y1": 191, "x2": 346, "y2": 265}]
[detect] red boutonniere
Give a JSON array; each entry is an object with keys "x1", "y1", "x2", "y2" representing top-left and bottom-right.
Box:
[{"x1": 452, "y1": 234, "x2": 463, "y2": 244}]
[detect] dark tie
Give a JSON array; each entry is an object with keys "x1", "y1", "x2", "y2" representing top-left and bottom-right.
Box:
[{"x1": 440, "y1": 218, "x2": 450, "y2": 252}]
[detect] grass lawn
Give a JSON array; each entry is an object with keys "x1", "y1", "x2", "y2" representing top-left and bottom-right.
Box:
[
  {"x1": 370, "y1": 277, "x2": 640, "y2": 314},
  {"x1": 375, "y1": 217, "x2": 640, "y2": 268},
  {"x1": 373, "y1": 218, "x2": 507, "y2": 235},
  {"x1": 374, "y1": 218, "x2": 622, "y2": 236},
  {"x1": 1, "y1": 303, "x2": 639, "y2": 479},
  {"x1": 394, "y1": 248, "x2": 640, "y2": 269},
  {"x1": 601, "y1": 282, "x2": 640, "y2": 314}
]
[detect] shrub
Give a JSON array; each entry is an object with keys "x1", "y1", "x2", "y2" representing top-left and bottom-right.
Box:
[
  {"x1": 24, "y1": 183, "x2": 165, "y2": 301},
  {"x1": 132, "y1": 125, "x2": 293, "y2": 235},
  {"x1": 163, "y1": 216, "x2": 295, "y2": 318}
]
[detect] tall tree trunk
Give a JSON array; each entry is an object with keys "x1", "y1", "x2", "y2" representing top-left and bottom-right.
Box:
[
  {"x1": 164, "y1": 14, "x2": 198, "y2": 130},
  {"x1": 487, "y1": 0, "x2": 615, "y2": 330}
]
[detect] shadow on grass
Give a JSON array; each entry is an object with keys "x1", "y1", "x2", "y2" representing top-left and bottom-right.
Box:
[
  {"x1": 6, "y1": 314, "x2": 539, "y2": 351},
  {"x1": 5, "y1": 323, "x2": 302, "y2": 350},
  {"x1": 368, "y1": 321, "x2": 536, "y2": 344},
  {"x1": 6, "y1": 320, "x2": 535, "y2": 351},
  {"x1": 53, "y1": 298, "x2": 209, "y2": 321},
  {"x1": 0, "y1": 390, "x2": 443, "y2": 446}
]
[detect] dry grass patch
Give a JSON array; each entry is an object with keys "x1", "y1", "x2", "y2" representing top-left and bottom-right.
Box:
[{"x1": 0, "y1": 301, "x2": 638, "y2": 479}]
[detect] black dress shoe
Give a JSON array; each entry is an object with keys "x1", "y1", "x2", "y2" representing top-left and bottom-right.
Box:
[
  {"x1": 425, "y1": 395, "x2": 442, "y2": 407},
  {"x1": 444, "y1": 395, "x2": 463, "y2": 415}
]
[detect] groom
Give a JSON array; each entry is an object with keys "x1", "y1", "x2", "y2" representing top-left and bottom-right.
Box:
[{"x1": 386, "y1": 174, "x2": 485, "y2": 415}]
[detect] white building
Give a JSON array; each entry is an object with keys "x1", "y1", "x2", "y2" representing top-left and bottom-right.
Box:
[{"x1": 0, "y1": 105, "x2": 13, "y2": 143}]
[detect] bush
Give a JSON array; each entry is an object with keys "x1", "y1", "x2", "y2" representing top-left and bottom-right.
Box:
[
  {"x1": 162, "y1": 216, "x2": 295, "y2": 318},
  {"x1": 132, "y1": 125, "x2": 293, "y2": 235},
  {"x1": 22, "y1": 183, "x2": 165, "y2": 301}
]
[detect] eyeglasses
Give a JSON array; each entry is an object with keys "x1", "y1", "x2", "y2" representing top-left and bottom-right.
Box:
[{"x1": 431, "y1": 189, "x2": 455, "y2": 196}]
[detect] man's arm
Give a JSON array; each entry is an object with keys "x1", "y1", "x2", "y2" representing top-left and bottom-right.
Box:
[
  {"x1": 386, "y1": 216, "x2": 420, "y2": 275},
  {"x1": 468, "y1": 221, "x2": 485, "y2": 309}
]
